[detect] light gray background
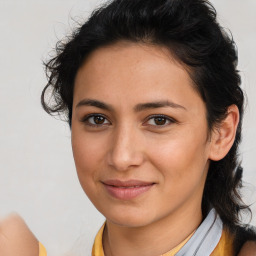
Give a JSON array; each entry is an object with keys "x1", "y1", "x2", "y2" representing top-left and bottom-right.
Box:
[{"x1": 0, "y1": 1, "x2": 255, "y2": 255}]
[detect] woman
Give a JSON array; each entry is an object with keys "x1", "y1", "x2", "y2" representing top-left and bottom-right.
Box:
[
  {"x1": 1, "y1": 0, "x2": 255, "y2": 255},
  {"x1": 40, "y1": 0, "x2": 256, "y2": 255}
]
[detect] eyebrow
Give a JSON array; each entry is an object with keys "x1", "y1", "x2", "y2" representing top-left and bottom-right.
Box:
[
  {"x1": 134, "y1": 100, "x2": 187, "y2": 112},
  {"x1": 76, "y1": 99, "x2": 114, "y2": 111},
  {"x1": 75, "y1": 99, "x2": 187, "y2": 112}
]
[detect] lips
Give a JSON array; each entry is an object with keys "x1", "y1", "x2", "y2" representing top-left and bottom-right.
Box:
[{"x1": 102, "y1": 179, "x2": 155, "y2": 200}]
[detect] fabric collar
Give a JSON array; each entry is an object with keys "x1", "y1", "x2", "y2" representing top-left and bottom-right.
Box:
[{"x1": 176, "y1": 208, "x2": 223, "y2": 256}]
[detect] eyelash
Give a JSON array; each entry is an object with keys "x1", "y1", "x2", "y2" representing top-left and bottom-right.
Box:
[
  {"x1": 81, "y1": 114, "x2": 110, "y2": 127},
  {"x1": 80, "y1": 114, "x2": 176, "y2": 128},
  {"x1": 144, "y1": 114, "x2": 176, "y2": 127}
]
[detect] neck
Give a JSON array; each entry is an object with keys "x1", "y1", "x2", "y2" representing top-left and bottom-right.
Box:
[{"x1": 103, "y1": 202, "x2": 203, "y2": 256}]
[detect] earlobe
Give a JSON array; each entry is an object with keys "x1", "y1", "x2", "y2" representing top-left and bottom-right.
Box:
[{"x1": 209, "y1": 105, "x2": 240, "y2": 161}]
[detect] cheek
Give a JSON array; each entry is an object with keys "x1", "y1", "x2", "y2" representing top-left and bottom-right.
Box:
[
  {"x1": 148, "y1": 131, "x2": 209, "y2": 191},
  {"x1": 71, "y1": 128, "x2": 104, "y2": 185},
  {"x1": 71, "y1": 133, "x2": 105, "y2": 206}
]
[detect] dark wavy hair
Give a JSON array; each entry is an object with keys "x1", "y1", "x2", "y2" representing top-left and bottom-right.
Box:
[{"x1": 42, "y1": 0, "x2": 251, "y2": 233}]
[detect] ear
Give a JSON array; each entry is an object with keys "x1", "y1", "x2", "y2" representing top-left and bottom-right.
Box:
[{"x1": 209, "y1": 104, "x2": 240, "y2": 161}]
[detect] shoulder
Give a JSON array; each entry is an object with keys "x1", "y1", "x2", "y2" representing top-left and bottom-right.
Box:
[
  {"x1": 233, "y1": 224, "x2": 256, "y2": 255},
  {"x1": 0, "y1": 213, "x2": 39, "y2": 256},
  {"x1": 238, "y1": 241, "x2": 256, "y2": 256}
]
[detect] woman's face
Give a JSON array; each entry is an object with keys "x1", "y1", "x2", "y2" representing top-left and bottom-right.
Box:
[{"x1": 72, "y1": 42, "x2": 214, "y2": 227}]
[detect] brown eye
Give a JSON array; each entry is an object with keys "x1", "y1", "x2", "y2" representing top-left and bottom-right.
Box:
[
  {"x1": 94, "y1": 116, "x2": 105, "y2": 124},
  {"x1": 154, "y1": 117, "x2": 167, "y2": 125},
  {"x1": 82, "y1": 114, "x2": 110, "y2": 126},
  {"x1": 146, "y1": 115, "x2": 175, "y2": 127}
]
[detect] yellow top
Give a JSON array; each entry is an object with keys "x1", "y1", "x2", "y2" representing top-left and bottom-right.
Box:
[
  {"x1": 210, "y1": 228, "x2": 235, "y2": 256},
  {"x1": 39, "y1": 242, "x2": 47, "y2": 256},
  {"x1": 92, "y1": 223, "x2": 195, "y2": 256}
]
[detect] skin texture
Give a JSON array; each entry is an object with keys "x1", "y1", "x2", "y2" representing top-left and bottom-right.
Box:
[
  {"x1": 238, "y1": 241, "x2": 256, "y2": 256},
  {"x1": 0, "y1": 214, "x2": 39, "y2": 256},
  {"x1": 72, "y1": 41, "x2": 239, "y2": 256}
]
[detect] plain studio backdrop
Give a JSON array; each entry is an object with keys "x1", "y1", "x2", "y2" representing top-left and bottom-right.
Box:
[{"x1": 0, "y1": 0, "x2": 255, "y2": 255}]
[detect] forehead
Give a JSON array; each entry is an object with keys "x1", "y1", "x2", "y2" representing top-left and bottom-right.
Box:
[
  {"x1": 73, "y1": 41, "x2": 202, "y2": 111},
  {"x1": 78, "y1": 41, "x2": 187, "y2": 74}
]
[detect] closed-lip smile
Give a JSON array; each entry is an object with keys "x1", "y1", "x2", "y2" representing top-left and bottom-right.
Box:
[{"x1": 102, "y1": 179, "x2": 155, "y2": 200}]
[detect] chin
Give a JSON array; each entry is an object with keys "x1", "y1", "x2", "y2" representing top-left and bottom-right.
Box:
[
  {"x1": 101, "y1": 206, "x2": 158, "y2": 228},
  {"x1": 108, "y1": 216, "x2": 152, "y2": 228}
]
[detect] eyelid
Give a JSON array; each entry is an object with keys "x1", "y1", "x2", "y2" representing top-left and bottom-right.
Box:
[
  {"x1": 80, "y1": 113, "x2": 111, "y2": 127},
  {"x1": 143, "y1": 114, "x2": 177, "y2": 127}
]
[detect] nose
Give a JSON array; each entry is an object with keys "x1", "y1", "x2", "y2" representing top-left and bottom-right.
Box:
[{"x1": 107, "y1": 124, "x2": 145, "y2": 171}]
